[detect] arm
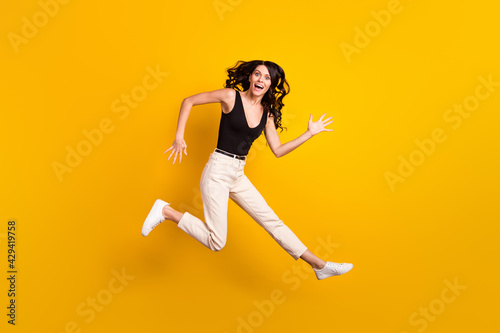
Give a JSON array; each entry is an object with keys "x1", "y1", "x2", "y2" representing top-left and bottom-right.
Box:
[
  {"x1": 264, "y1": 113, "x2": 333, "y2": 158},
  {"x1": 165, "y1": 88, "x2": 234, "y2": 163}
]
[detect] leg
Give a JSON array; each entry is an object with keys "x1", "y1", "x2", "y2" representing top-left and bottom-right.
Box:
[
  {"x1": 141, "y1": 154, "x2": 231, "y2": 251},
  {"x1": 175, "y1": 157, "x2": 231, "y2": 251},
  {"x1": 299, "y1": 249, "x2": 326, "y2": 270},
  {"x1": 229, "y1": 174, "x2": 308, "y2": 260},
  {"x1": 229, "y1": 175, "x2": 353, "y2": 279},
  {"x1": 162, "y1": 205, "x2": 183, "y2": 223}
]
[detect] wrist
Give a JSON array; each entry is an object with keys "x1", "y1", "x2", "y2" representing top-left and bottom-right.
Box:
[{"x1": 305, "y1": 130, "x2": 314, "y2": 139}]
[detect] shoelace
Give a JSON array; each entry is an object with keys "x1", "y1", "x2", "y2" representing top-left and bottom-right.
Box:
[
  {"x1": 148, "y1": 206, "x2": 166, "y2": 231},
  {"x1": 326, "y1": 262, "x2": 349, "y2": 275},
  {"x1": 326, "y1": 262, "x2": 340, "y2": 274},
  {"x1": 150, "y1": 220, "x2": 163, "y2": 231}
]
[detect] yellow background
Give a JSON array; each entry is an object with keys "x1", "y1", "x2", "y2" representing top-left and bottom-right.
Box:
[{"x1": 1, "y1": 0, "x2": 499, "y2": 332}]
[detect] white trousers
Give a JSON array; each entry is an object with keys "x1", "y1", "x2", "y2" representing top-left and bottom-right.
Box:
[{"x1": 177, "y1": 150, "x2": 308, "y2": 260}]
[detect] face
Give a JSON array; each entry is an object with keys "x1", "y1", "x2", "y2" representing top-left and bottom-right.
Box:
[{"x1": 249, "y1": 65, "x2": 271, "y2": 95}]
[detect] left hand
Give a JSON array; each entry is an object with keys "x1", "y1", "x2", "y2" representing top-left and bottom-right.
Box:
[{"x1": 307, "y1": 113, "x2": 333, "y2": 136}]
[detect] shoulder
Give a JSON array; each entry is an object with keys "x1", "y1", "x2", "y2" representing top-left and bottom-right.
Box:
[
  {"x1": 221, "y1": 88, "x2": 237, "y2": 114},
  {"x1": 216, "y1": 88, "x2": 236, "y2": 104},
  {"x1": 221, "y1": 87, "x2": 236, "y2": 98}
]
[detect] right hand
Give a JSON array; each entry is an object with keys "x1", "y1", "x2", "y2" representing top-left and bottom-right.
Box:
[{"x1": 164, "y1": 138, "x2": 188, "y2": 164}]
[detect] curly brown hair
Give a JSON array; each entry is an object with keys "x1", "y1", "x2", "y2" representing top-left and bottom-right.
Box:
[{"x1": 224, "y1": 60, "x2": 290, "y2": 132}]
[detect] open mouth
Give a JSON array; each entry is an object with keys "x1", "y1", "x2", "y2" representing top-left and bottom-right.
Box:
[{"x1": 254, "y1": 83, "x2": 264, "y2": 91}]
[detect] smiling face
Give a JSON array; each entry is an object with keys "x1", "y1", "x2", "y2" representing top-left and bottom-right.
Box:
[{"x1": 249, "y1": 65, "x2": 271, "y2": 95}]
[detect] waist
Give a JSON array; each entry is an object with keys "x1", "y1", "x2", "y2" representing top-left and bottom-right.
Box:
[{"x1": 214, "y1": 148, "x2": 246, "y2": 160}]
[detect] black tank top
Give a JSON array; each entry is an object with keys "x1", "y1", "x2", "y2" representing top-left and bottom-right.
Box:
[{"x1": 216, "y1": 90, "x2": 267, "y2": 156}]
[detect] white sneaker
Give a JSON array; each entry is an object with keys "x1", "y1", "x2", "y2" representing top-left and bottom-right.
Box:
[
  {"x1": 313, "y1": 261, "x2": 353, "y2": 280},
  {"x1": 141, "y1": 199, "x2": 170, "y2": 237}
]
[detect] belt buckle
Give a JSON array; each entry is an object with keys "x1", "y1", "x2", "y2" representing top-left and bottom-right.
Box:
[{"x1": 215, "y1": 148, "x2": 245, "y2": 160}]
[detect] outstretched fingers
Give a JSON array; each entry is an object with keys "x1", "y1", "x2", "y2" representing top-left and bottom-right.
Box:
[
  {"x1": 322, "y1": 114, "x2": 333, "y2": 129},
  {"x1": 167, "y1": 149, "x2": 175, "y2": 161},
  {"x1": 164, "y1": 141, "x2": 188, "y2": 164}
]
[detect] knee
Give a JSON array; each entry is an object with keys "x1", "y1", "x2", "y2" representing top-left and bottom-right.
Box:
[{"x1": 210, "y1": 240, "x2": 226, "y2": 252}]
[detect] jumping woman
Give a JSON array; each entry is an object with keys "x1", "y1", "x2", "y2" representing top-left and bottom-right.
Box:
[{"x1": 141, "y1": 60, "x2": 353, "y2": 280}]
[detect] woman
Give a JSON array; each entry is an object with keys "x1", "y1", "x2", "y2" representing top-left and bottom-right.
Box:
[{"x1": 141, "y1": 60, "x2": 353, "y2": 280}]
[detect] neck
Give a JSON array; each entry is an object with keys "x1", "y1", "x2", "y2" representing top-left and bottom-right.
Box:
[{"x1": 242, "y1": 90, "x2": 263, "y2": 106}]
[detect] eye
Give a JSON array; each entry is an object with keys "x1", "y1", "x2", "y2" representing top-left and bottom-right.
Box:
[{"x1": 255, "y1": 72, "x2": 260, "y2": 76}]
